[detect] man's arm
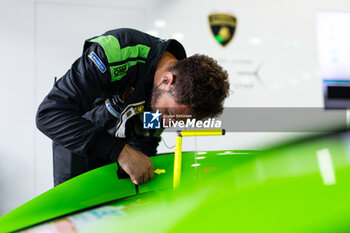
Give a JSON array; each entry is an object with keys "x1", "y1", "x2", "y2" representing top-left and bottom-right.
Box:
[
  {"x1": 36, "y1": 41, "x2": 155, "y2": 185},
  {"x1": 127, "y1": 132, "x2": 162, "y2": 157},
  {"x1": 36, "y1": 43, "x2": 126, "y2": 160}
]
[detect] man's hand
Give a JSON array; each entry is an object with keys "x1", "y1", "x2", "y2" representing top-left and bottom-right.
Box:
[{"x1": 118, "y1": 144, "x2": 154, "y2": 185}]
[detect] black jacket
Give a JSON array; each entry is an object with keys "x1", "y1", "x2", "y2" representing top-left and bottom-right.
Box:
[{"x1": 36, "y1": 28, "x2": 187, "y2": 161}]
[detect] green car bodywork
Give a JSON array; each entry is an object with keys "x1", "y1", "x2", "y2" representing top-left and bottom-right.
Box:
[{"x1": 1, "y1": 132, "x2": 350, "y2": 232}]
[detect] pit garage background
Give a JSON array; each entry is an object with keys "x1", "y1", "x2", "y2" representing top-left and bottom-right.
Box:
[{"x1": 0, "y1": 0, "x2": 349, "y2": 217}]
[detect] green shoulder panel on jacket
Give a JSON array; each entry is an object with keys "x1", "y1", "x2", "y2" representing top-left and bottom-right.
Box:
[{"x1": 90, "y1": 35, "x2": 151, "y2": 82}]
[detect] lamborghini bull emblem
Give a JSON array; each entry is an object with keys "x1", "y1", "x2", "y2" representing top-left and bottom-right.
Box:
[{"x1": 209, "y1": 13, "x2": 237, "y2": 47}]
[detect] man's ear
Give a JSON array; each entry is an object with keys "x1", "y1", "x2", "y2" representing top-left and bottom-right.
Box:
[{"x1": 162, "y1": 72, "x2": 174, "y2": 86}]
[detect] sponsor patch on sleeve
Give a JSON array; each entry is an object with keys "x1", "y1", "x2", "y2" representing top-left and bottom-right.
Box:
[{"x1": 88, "y1": 52, "x2": 107, "y2": 73}]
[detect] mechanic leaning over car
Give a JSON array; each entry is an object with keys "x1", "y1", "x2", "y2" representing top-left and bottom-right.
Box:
[{"x1": 36, "y1": 28, "x2": 230, "y2": 187}]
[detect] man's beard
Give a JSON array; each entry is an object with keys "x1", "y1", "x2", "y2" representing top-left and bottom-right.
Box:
[{"x1": 150, "y1": 85, "x2": 167, "y2": 110}]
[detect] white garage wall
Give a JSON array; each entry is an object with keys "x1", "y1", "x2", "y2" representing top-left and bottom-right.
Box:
[{"x1": 0, "y1": 0, "x2": 349, "y2": 216}]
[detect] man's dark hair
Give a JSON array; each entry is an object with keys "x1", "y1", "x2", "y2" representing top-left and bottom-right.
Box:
[{"x1": 168, "y1": 54, "x2": 230, "y2": 119}]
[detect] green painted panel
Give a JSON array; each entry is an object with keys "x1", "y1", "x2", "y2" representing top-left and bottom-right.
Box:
[
  {"x1": 18, "y1": 133, "x2": 350, "y2": 233},
  {"x1": 0, "y1": 150, "x2": 256, "y2": 233},
  {"x1": 102, "y1": 133, "x2": 350, "y2": 233},
  {"x1": 0, "y1": 163, "x2": 135, "y2": 233}
]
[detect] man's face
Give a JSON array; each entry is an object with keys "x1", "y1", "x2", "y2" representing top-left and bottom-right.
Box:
[{"x1": 151, "y1": 85, "x2": 192, "y2": 126}]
